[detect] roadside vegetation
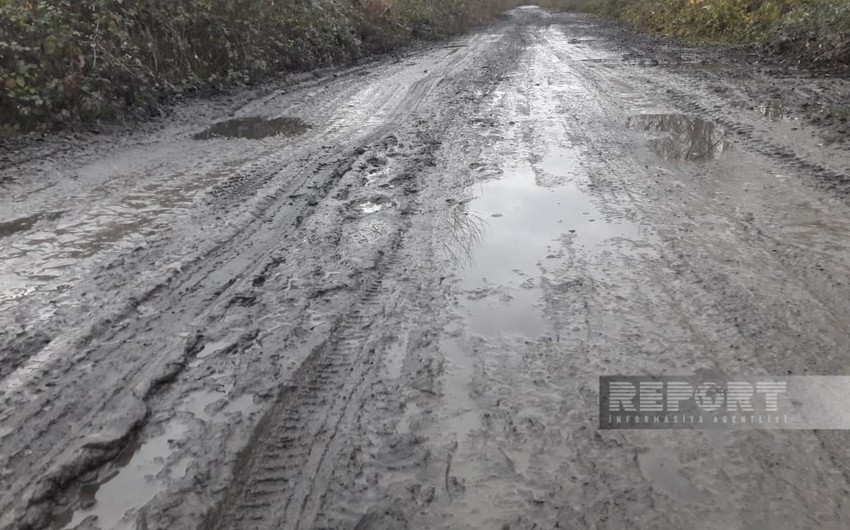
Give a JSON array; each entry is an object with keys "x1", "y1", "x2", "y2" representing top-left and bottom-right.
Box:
[
  {"x1": 2, "y1": 0, "x2": 847, "y2": 136},
  {"x1": 0, "y1": 0, "x2": 514, "y2": 136},
  {"x1": 538, "y1": 0, "x2": 850, "y2": 65}
]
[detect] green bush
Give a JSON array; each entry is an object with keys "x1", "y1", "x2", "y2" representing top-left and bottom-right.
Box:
[
  {"x1": 538, "y1": 0, "x2": 850, "y2": 65},
  {"x1": 0, "y1": 0, "x2": 368, "y2": 134},
  {"x1": 620, "y1": 0, "x2": 802, "y2": 44},
  {"x1": 0, "y1": 0, "x2": 515, "y2": 136},
  {"x1": 778, "y1": 0, "x2": 850, "y2": 64}
]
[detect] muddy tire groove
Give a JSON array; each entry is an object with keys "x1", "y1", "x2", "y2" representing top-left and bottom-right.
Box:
[
  {"x1": 0, "y1": 143, "x2": 390, "y2": 529},
  {"x1": 629, "y1": 75, "x2": 850, "y2": 195},
  {"x1": 203, "y1": 239, "x2": 402, "y2": 530},
  {"x1": 543, "y1": 28, "x2": 850, "y2": 198}
]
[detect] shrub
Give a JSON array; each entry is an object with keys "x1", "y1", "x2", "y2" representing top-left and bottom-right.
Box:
[
  {"x1": 536, "y1": 0, "x2": 850, "y2": 65},
  {"x1": 778, "y1": 0, "x2": 850, "y2": 65},
  {"x1": 0, "y1": 0, "x2": 516, "y2": 136},
  {"x1": 618, "y1": 0, "x2": 807, "y2": 44}
]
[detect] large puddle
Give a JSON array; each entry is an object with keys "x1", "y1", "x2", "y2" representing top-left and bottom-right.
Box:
[
  {"x1": 433, "y1": 134, "x2": 646, "y2": 527},
  {"x1": 451, "y1": 147, "x2": 643, "y2": 340},
  {"x1": 627, "y1": 114, "x2": 731, "y2": 161},
  {"x1": 194, "y1": 116, "x2": 311, "y2": 140},
  {"x1": 52, "y1": 389, "x2": 259, "y2": 530}
]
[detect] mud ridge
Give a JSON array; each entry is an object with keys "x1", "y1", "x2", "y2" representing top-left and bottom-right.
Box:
[
  {"x1": 202, "y1": 238, "x2": 403, "y2": 530},
  {"x1": 658, "y1": 84, "x2": 850, "y2": 195}
]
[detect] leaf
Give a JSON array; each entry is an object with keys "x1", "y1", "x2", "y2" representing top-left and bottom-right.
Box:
[{"x1": 43, "y1": 34, "x2": 58, "y2": 55}]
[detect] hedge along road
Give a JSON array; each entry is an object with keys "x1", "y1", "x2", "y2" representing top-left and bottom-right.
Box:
[{"x1": 2, "y1": 6, "x2": 850, "y2": 530}]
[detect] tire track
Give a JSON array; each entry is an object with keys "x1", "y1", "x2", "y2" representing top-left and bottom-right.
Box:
[
  {"x1": 545, "y1": 26, "x2": 850, "y2": 197},
  {"x1": 0, "y1": 137, "x2": 397, "y2": 530},
  {"x1": 654, "y1": 83, "x2": 850, "y2": 193},
  {"x1": 1, "y1": 13, "x2": 528, "y2": 530},
  {"x1": 203, "y1": 239, "x2": 402, "y2": 530}
]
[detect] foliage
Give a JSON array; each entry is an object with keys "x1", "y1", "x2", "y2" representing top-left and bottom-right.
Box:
[
  {"x1": 537, "y1": 0, "x2": 850, "y2": 65},
  {"x1": 5, "y1": 0, "x2": 844, "y2": 136},
  {"x1": 0, "y1": 0, "x2": 513, "y2": 135},
  {"x1": 777, "y1": 0, "x2": 850, "y2": 64},
  {"x1": 619, "y1": 0, "x2": 803, "y2": 44}
]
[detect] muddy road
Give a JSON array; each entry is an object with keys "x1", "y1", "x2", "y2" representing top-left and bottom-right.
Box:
[{"x1": 2, "y1": 6, "x2": 850, "y2": 530}]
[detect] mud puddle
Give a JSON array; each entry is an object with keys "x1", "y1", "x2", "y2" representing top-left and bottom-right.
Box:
[
  {"x1": 188, "y1": 338, "x2": 238, "y2": 369},
  {"x1": 433, "y1": 139, "x2": 645, "y2": 526},
  {"x1": 52, "y1": 422, "x2": 190, "y2": 530},
  {"x1": 51, "y1": 390, "x2": 258, "y2": 530},
  {"x1": 351, "y1": 196, "x2": 394, "y2": 215},
  {"x1": 453, "y1": 146, "x2": 643, "y2": 340},
  {"x1": 627, "y1": 113, "x2": 731, "y2": 161},
  {"x1": 194, "y1": 116, "x2": 311, "y2": 140},
  {"x1": 0, "y1": 212, "x2": 62, "y2": 239}
]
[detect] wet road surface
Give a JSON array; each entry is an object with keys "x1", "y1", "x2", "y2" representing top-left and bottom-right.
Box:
[{"x1": 2, "y1": 7, "x2": 850, "y2": 530}]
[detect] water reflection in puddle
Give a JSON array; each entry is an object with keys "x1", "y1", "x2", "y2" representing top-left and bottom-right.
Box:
[
  {"x1": 194, "y1": 116, "x2": 311, "y2": 140},
  {"x1": 52, "y1": 390, "x2": 259, "y2": 530},
  {"x1": 627, "y1": 114, "x2": 731, "y2": 161},
  {"x1": 53, "y1": 422, "x2": 189, "y2": 530},
  {"x1": 452, "y1": 148, "x2": 643, "y2": 340}
]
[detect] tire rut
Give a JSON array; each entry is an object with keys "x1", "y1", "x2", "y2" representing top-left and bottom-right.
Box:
[
  {"x1": 0, "y1": 139, "x2": 393, "y2": 529},
  {"x1": 657, "y1": 84, "x2": 850, "y2": 193},
  {"x1": 203, "y1": 240, "x2": 403, "y2": 530}
]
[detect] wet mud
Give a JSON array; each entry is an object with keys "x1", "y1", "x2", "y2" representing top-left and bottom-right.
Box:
[
  {"x1": 0, "y1": 213, "x2": 57, "y2": 239},
  {"x1": 194, "y1": 116, "x2": 311, "y2": 140},
  {"x1": 2, "y1": 7, "x2": 850, "y2": 530}
]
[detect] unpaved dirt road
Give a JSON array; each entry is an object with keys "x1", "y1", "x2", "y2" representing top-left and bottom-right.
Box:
[{"x1": 3, "y1": 7, "x2": 850, "y2": 530}]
